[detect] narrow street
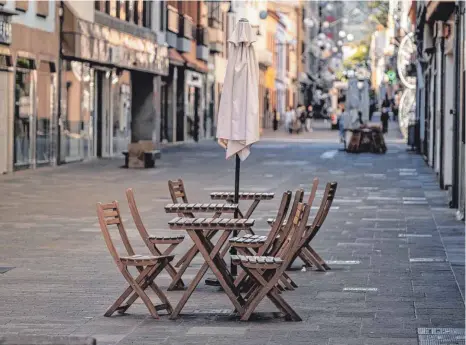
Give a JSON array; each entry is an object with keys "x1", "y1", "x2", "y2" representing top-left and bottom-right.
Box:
[{"x1": 0, "y1": 122, "x2": 463, "y2": 345}]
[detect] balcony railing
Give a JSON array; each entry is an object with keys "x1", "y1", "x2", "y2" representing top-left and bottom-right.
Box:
[
  {"x1": 167, "y1": 5, "x2": 179, "y2": 34},
  {"x1": 195, "y1": 26, "x2": 209, "y2": 47},
  {"x1": 179, "y1": 14, "x2": 193, "y2": 39}
]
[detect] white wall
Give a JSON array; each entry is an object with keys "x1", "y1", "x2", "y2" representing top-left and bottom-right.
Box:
[
  {"x1": 3, "y1": 0, "x2": 56, "y2": 32},
  {"x1": 443, "y1": 54, "x2": 455, "y2": 186},
  {"x1": 65, "y1": 0, "x2": 94, "y2": 23}
]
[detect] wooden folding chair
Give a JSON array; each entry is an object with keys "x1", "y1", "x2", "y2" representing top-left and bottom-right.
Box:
[
  {"x1": 265, "y1": 178, "x2": 325, "y2": 270},
  {"x1": 96, "y1": 201, "x2": 173, "y2": 319},
  {"x1": 231, "y1": 202, "x2": 311, "y2": 321},
  {"x1": 167, "y1": 179, "x2": 234, "y2": 288},
  {"x1": 126, "y1": 188, "x2": 185, "y2": 290},
  {"x1": 229, "y1": 191, "x2": 292, "y2": 290},
  {"x1": 230, "y1": 189, "x2": 303, "y2": 291},
  {"x1": 292, "y1": 182, "x2": 338, "y2": 271}
]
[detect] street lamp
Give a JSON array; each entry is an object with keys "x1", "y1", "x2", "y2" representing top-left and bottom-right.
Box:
[
  {"x1": 337, "y1": 40, "x2": 343, "y2": 46},
  {"x1": 347, "y1": 34, "x2": 354, "y2": 42},
  {"x1": 339, "y1": 30, "x2": 346, "y2": 38}
]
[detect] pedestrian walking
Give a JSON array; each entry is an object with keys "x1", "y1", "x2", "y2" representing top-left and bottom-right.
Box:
[
  {"x1": 272, "y1": 108, "x2": 279, "y2": 131},
  {"x1": 306, "y1": 105, "x2": 313, "y2": 132},
  {"x1": 285, "y1": 106, "x2": 295, "y2": 134},
  {"x1": 338, "y1": 104, "x2": 346, "y2": 148},
  {"x1": 381, "y1": 96, "x2": 390, "y2": 133},
  {"x1": 298, "y1": 104, "x2": 307, "y2": 132}
]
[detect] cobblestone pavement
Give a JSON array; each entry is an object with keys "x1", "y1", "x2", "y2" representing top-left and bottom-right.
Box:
[{"x1": 0, "y1": 124, "x2": 464, "y2": 345}]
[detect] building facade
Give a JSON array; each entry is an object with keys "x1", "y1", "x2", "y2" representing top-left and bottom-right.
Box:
[
  {"x1": 412, "y1": 0, "x2": 465, "y2": 219},
  {"x1": 60, "y1": 0, "x2": 169, "y2": 164},
  {"x1": 0, "y1": 0, "x2": 59, "y2": 174},
  {"x1": 163, "y1": 1, "x2": 209, "y2": 143}
]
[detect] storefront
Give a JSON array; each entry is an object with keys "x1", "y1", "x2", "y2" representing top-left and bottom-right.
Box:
[
  {"x1": 61, "y1": 11, "x2": 168, "y2": 161},
  {"x1": 0, "y1": 4, "x2": 59, "y2": 173}
]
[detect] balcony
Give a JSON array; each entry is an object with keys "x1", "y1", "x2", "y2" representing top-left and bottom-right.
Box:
[
  {"x1": 257, "y1": 48, "x2": 273, "y2": 67},
  {"x1": 195, "y1": 26, "x2": 209, "y2": 61},
  {"x1": 208, "y1": 27, "x2": 223, "y2": 54},
  {"x1": 166, "y1": 5, "x2": 179, "y2": 48},
  {"x1": 177, "y1": 14, "x2": 193, "y2": 53}
]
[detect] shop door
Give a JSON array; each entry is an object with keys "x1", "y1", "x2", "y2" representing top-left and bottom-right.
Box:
[
  {"x1": 0, "y1": 65, "x2": 10, "y2": 174},
  {"x1": 14, "y1": 59, "x2": 35, "y2": 170},
  {"x1": 94, "y1": 70, "x2": 112, "y2": 157},
  {"x1": 36, "y1": 62, "x2": 53, "y2": 166}
]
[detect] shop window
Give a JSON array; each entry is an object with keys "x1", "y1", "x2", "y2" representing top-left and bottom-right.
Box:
[
  {"x1": 0, "y1": 54, "x2": 12, "y2": 70},
  {"x1": 116, "y1": 0, "x2": 121, "y2": 19},
  {"x1": 94, "y1": 1, "x2": 100, "y2": 11},
  {"x1": 125, "y1": 0, "x2": 132, "y2": 22},
  {"x1": 105, "y1": 0, "x2": 110, "y2": 14},
  {"x1": 36, "y1": 0, "x2": 49, "y2": 18},
  {"x1": 16, "y1": 57, "x2": 35, "y2": 70},
  {"x1": 15, "y1": 0, "x2": 29, "y2": 12},
  {"x1": 142, "y1": 0, "x2": 152, "y2": 28}
]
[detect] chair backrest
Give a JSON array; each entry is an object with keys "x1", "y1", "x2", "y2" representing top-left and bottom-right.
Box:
[
  {"x1": 307, "y1": 178, "x2": 319, "y2": 207},
  {"x1": 304, "y1": 181, "x2": 338, "y2": 243},
  {"x1": 279, "y1": 202, "x2": 311, "y2": 264},
  {"x1": 96, "y1": 201, "x2": 135, "y2": 266},
  {"x1": 272, "y1": 189, "x2": 304, "y2": 256},
  {"x1": 261, "y1": 190, "x2": 292, "y2": 252},
  {"x1": 168, "y1": 179, "x2": 189, "y2": 203},
  {"x1": 168, "y1": 179, "x2": 195, "y2": 217},
  {"x1": 126, "y1": 188, "x2": 153, "y2": 250}
]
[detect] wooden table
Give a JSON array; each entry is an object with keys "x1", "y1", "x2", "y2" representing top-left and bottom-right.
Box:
[
  {"x1": 210, "y1": 192, "x2": 275, "y2": 219},
  {"x1": 167, "y1": 217, "x2": 255, "y2": 319},
  {"x1": 164, "y1": 203, "x2": 239, "y2": 291},
  {"x1": 347, "y1": 127, "x2": 387, "y2": 154}
]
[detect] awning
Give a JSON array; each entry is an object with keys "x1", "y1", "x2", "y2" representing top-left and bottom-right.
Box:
[
  {"x1": 62, "y1": 14, "x2": 169, "y2": 76},
  {"x1": 169, "y1": 48, "x2": 184, "y2": 66}
]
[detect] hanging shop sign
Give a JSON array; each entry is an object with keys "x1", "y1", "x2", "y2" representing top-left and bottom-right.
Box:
[
  {"x1": 65, "y1": 19, "x2": 169, "y2": 76},
  {"x1": 0, "y1": 13, "x2": 12, "y2": 45},
  {"x1": 396, "y1": 32, "x2": 416, "y2": 89}
]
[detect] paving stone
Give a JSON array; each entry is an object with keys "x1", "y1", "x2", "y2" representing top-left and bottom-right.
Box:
[{"x1": 0, "y1": 138, "x2": 463, "y2": 344}]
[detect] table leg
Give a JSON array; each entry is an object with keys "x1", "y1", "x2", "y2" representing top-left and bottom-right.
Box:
[{"x1": 192, "y1": 230, "x2": 245, "y2": 315}]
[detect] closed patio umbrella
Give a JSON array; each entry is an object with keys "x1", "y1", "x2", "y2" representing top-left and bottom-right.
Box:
[
  {"x1": 216, "y1": 18, "x2": 259, "y2": 276},
  {"x1": 217, "y1": 18, "x2": 259, "y2": 160}
]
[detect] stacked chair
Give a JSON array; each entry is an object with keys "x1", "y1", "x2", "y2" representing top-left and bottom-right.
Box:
[{"x1": 96, "y1": 178, "x2": 338, "y2": 321}]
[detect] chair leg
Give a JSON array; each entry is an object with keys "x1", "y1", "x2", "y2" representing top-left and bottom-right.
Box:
[
  {"x1": 124, "y1": 262, "x2": 171, "y2": 314},
  {"x1": 175, "y1": 230, "x2": 216, "y2": 268},
  {"x1": 240, "y1": 267, "x2": 285, "y2": 321},
  {"x1": 104, "y1": 265, "x2": 154, "y2": 317},
  {"x1": 120, "y1": 266, "x2": 160, "y2": 319},
  {"x1": 156, "y1": 243, "x2": 185, "y2": 289},
  {"x1": 300, "y1": 247, "x2": 326, "y2": 271},
  {"x1": 305, "y1": 245, "x2": 331, "y2": 270}
]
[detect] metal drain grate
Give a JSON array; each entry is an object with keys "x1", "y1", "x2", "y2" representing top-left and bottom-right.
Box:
[
  {"x1": 418, "y1": 328, "x2": 465, "y2": 345},
  {"x1": 0, "y1": 267, "x2": 14, "y2": 274}
]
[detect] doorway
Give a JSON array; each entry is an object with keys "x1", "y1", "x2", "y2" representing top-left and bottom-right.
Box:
[
  {"x1": 94, "y1": 70, "x2": 112, "y2": 158},
  {"x1": 14, "y1": 58, "x2": 35, "y2": 170}
]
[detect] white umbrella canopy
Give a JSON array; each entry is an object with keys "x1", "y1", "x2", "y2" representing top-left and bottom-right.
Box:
[{"x1": 216, "y1": 19, "x2": 259, "y2": 161}]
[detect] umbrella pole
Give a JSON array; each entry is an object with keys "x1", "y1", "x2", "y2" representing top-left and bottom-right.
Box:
[{"x1": 230, "y1": 154, "x2": 240, "y2": 277}]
